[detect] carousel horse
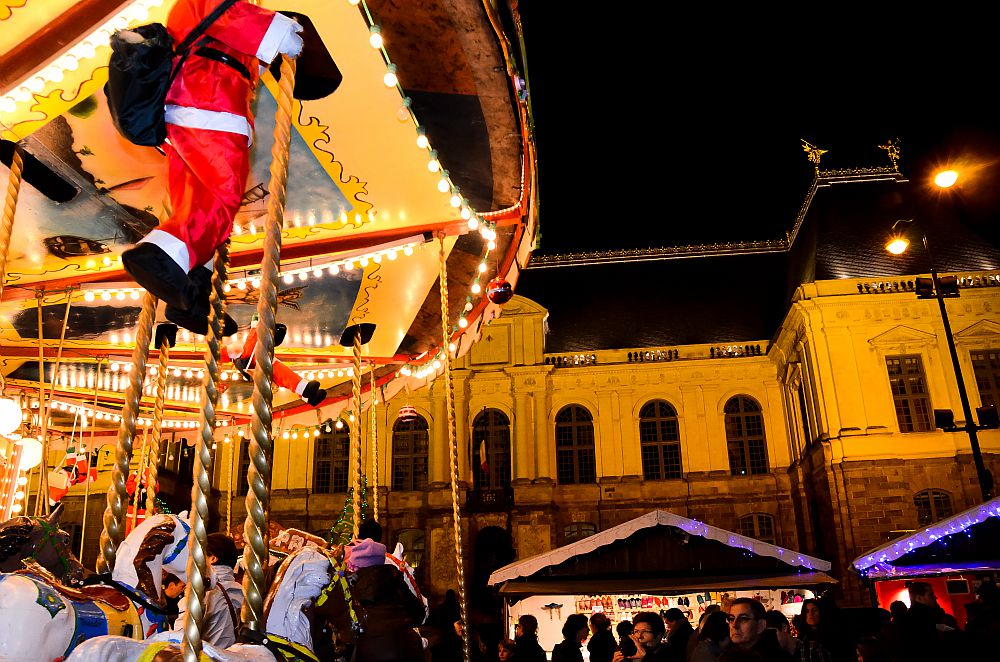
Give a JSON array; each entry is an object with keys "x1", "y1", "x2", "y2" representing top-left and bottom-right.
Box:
[
  {"x1": 0, "y1": 513, "x2": 191, "y2": 662},
  {"x1": 67, "y1": 545, "x2": 359, "y2": 662},
  {"x1": 0, "y1": 503, "x2": 88, "y2": 586}
]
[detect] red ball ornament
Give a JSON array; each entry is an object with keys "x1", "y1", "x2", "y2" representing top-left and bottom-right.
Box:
[
  {"x1": 398, "y1": 404, "x2": 418, "y2": 421},
  {"x1": 486, "y1": 277, "x2": 513, "y2": 304}
]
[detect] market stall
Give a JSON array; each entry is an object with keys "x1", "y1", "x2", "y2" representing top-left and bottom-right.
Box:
[
  {"x1": 852, "y1": 496, "x2": 1000, "y2": 629},
  {"x1": 488, "y1": 510, "x2": 836, "y2": 653}
]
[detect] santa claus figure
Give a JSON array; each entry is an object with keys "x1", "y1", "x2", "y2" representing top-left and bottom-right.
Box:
[
  {"x1": 222, "y1": 314, "x2": 327, "y2": 406},
  {"x1": 121, "y1": 0, "x2": 303, "y2": 336}
]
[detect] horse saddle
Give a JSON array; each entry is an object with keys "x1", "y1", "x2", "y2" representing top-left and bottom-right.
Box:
[{"x1": 16, "y1": 565, "x2": 132, "y2": 611}]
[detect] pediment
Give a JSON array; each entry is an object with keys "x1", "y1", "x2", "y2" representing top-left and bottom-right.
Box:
[
  {"x1": 868, "y1": 325, "x2": 936, "y2": 347},
  {"x1": 500, "y1": 294, "x2": 549, "y2": 316},
  {"x1": 954, "y1": 319, "x2": 1000, "y2": 340}
]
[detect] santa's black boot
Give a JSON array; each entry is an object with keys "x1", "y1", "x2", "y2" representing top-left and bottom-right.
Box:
[
  {"x1": 121, "y1": 243, "x2": 197, "y2": 311},
  {"x1": 165, "y1": 266, "x2": 238, "y2": 336},
  {"x1": 301, "y1": 380, "x2": 327, "y2": 407}
]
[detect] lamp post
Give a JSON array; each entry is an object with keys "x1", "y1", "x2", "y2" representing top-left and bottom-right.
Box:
[{"x1": 886, "y1": 217, "x2": 994, "y2": 501}]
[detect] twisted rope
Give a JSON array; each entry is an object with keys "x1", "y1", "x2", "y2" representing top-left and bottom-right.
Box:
[
  {"x1": 182, "y1": 242, "x2": 229, "y2": 662},
  {"x1": 351, "y1": 331, "x2": 362, "y2": 539},
  {"x1": 241, "y1": 54, "x2": 296, "y2": 632},
  {"x1": 146, "y1": 339, "x2": 170, "y2": 516},
  {"x1": 0, "y1": 143, "x2": 23, "y2": 302},
  {"x1": 98, "y1": 291, "x2": 157, "y2": 573},
  {"x1": 438, "y1": 234, "x2": 470, "y2": 662},
  {"x1": 370, "y1": 368, "x2": 378, "y2": 523}
]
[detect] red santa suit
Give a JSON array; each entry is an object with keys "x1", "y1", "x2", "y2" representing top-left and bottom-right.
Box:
[{"x1": 128, "y1": 0, "x2": 302, "y2": 289}]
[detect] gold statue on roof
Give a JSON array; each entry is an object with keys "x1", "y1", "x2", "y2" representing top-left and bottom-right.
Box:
[
  {"x1": 879, "y1": 138, "x2": 901, "y2": 172},
  {"x1": 801, "y1": 139, "x2": 828, "y2": 173}
]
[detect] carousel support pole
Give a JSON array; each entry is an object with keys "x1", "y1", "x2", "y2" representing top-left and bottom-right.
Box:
[
  {"x1": 241, "y1": 53, "x2": 296, "y2": 632},
  {"x1": 80, "y1": 358, "x2": 106, "y2": 562},
  {"x1": 182, "y1": 243, "x2": 228, "y2": 662},
  {"x1": 370, "y1": 368, "x2": 378, "y2": 523},
  {"x1": 97, "y1": 292, "x2": 157, "y2": 574},
  {"x1": 226, "y1": 437, "x2": 234, "y2": 535},
  {"x1": 0, "y1": 143, "x2": 23, "y2": 301},
  {"x1": 438, "y1": 233, "x2": 470, "y2": 662},
  {"x1": 147, "y1": 325, "x2": 176, "y2": 516},
  {"x1": 33, "y1": 291, "x2": 71, "y2": 516},
  {"x1": 351, "y1": 333, "x2": 362, "y2": 538}
]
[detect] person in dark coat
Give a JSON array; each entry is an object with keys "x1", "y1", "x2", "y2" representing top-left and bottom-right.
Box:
[
  {"x1": 514, "y1": 614, "x2": 546, "y2": 662},
  {"x1": 588, "y1": 612, "x2": 618, "y2": 662},
  {"x1": 664, "y1": 608, "x2": 694, "y2": 661},
  {"x1": 348, "y1": 538, "x2": 427, "y2": 662},
  {"x1": 552, "y1": 613, "x2": 590, "y2": 662}
]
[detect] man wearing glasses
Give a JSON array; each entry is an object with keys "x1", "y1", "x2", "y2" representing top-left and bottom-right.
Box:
[
  {"x1": 727, "y1": 598, "x2": 792, "y2": 661},
  {"x1": 612, "y1": 611, "x2": 668, "y2": 660}
]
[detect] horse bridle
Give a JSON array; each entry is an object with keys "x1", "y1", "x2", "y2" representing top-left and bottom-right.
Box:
[
  {"x1": 316, "y1": 550, "x2": 361, "y2": 633},
  {"x1": 28, "y1": 517, "x2": 76, "y2": 581}
]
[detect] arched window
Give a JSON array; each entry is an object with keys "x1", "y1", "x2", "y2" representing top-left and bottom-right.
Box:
[
  {"x1": 392, "y1": 415, "x2": 429, "y2": 491},
  {"x1": 555, "y1": 405, "x2": 596, "y2": 484},
  {"x1": 725, "y1": 396, "x2": 768, "y2": 476},
  {"x1": 739, "y1": 513, "x2": 776, "y2": 544},
  {"x1": 564, "y1": 522, "x2": 597, "y2": 544},
  {"x1": 394, "y1": 528, "x2": 426, "y2": 585},
  {"x1": 313, "y1": 423, "x2": 350, "y2": 494},
  {"x1": 639, "y1": 400, "x2": 682, "y2": 480},
  {"x1": 472, "y1": 408, "x2": 511, "y2": 489},
  {"x1": 914, "y1": 489, "x2": 953, "y2": 525}
]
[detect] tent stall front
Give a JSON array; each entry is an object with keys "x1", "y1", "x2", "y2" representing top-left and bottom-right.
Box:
[
  {"x1": 852, "y1": 496, "x2": 1000, "y2": 629},
  {"x1": 488, "y1": 511, "x2": 836, "y2": 652}
]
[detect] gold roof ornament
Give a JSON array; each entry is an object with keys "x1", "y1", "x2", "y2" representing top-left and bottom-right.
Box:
[
  {"x1": 879, "y1": 138, "x2": 902, "y2": 172},
  {"x1": 801, "y1": 139, "x2": 828, "y2": 173}
]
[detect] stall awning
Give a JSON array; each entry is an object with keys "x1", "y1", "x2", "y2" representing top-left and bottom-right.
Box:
[
  {"x1": 497, "y1": 572, "x2": 838, "y2": 596},
  {"x1": 852, "y1": 497, "x2": 1000, "y2": 579}
]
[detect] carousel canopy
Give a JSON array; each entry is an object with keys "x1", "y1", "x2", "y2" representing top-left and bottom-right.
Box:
[
  {"x1": 488, "y1": 510, "x2": 835, "y2": 596},
  {"x1": 0, "y1": 0, "x2": 536, "y2": 442},
  {"x1": 851, "y1": 497, "x2": 1000, "y2": 580}
]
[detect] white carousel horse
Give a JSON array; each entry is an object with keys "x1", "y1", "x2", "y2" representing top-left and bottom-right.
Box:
[
  {"x1": 0, "y1": 513, "x2": 191, "y2": 662},
  {"x1": 67, "y1": 546, "x2": 353, "y2": 662}
]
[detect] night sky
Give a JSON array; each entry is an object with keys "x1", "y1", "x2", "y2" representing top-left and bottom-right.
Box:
[{"x1": 518, "y1": 6, "x2": 1000, "y2": 254}]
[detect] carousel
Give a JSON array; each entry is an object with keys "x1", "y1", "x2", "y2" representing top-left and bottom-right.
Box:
[{"x1": 0, "y1": 0, "x2": 536, "y2": 660}]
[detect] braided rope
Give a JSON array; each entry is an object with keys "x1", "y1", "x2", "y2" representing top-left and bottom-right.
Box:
[
  {"x1": 0, "y1": 143, "x2": 23, "y2": 302},
  {"x1": 97, "y1": 291, "x2": 156, "y2": 574},
  {"x1": 370, "y1": 368, "x2": 378, "y2": 523},
  {"x1": 146, "y1": 339, "x2": 170, "y2": 516},
  {"x1": 351, "y1": 331, "x2": 362, "y2": 539},
  {"x1": 182, "y1": 242, "x2": 228, "y2": 662},
  {"x1": 241, "y1": 54, "x2": 296, "y2": 632},
  {"x1": 438, "y1": 234, "x2": 470, "y2": 662}
]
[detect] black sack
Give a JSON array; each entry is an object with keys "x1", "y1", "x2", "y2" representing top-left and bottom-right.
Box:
[{"x1": 104, "y1": 23, "x2": 176, "y2": 147}]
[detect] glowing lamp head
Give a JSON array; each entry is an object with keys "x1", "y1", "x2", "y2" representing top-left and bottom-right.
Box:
[
  {"x1": 934, "y1": 169, "x2": 958, "y2": 188},
  {"x1": 0, "y1": 397, "x2": 22, "y2": 435},
  {"x1": 885, "y1": 236, "x2": 910, "y2": 255},
  {"x1": 15, "y1": 437, "x2": 43, "y2": 471}
]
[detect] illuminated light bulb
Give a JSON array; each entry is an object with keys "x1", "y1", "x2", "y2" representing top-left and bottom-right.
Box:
[
  {"x1": 11, "y1": 86, "x2": 32, "y2": 102},
  {"x1": 11, "y1": 504, "x2": 21, "y2": 514},
  {"x1": 339, "y1": 211, "x2": 348, "y2": 224},
  {"x1": 122, "y1": 363, "x2": 132, "y2": 373},
  {"x1": 354, "y1": 213, "x2": 363, "y2": 226},
  {"x1": 383, "y1": 64, "x2": 398, "y2": 88},
  {"x1": 427, "y1": 151, "x2": 441, "y2": 172},
  {"x1": 69, "y1": 406, "x2": 77, "y2": 413},
  {"x1": 282, "y1": 431, "x2": 289, "y2": 440},
  {"x1": 115, "y1": 291, "x2": 126, "y2": 301},
  {"x1": 360, "y1": 257, "x2": 369, "y2": 267},
  {"x1": 313, "y1": 429, "x2": 319, "y2": 437},
  {"x1": 17, "y1": 476, "x2": 27, "y2": 486},
  {"x1": 934, "y1": 170, "x2": 959, "y2": 188},
  {"x1": 84, "y1": 291, "x2": 95, "y2": 302},
  {"x1": 416, "y1": 129, "x2": 429, "y2": 150},
  {"x1": 373, "y1": 254, "x2": 382, "y2": 264},
  {"x1": 478, "y1": 262, "x2": 487, "y2": 273},
  {"x1": 464, "y1": 301, "x2": 473, "y2": 312},
  {"x1": 44, "y1": 65, "x2": 64, "y2": 84},
  {"x1": 130, "y1": 290, "x2": 141, "y2": 300},
  {"x1": 238, "y1": 428, "x2": 245, "y2": 437},
  {"x1": 387, "y1": 250, "x2": 397, "y2": 261},
  {"x1": 291, "y1": 431, "x2": 299, "y2": 440},
  {"x1": 26, "y1": 76, "x2": 45, "y2": 93},
  {"x1": 185, "y1": 369, "x2": 194, "y2": 378},
  {"x1": 438, "y1": 173, "x2": 450, "y2": 193},
  {"x1": 348, "y1": 0, "x2": 361, "y2": 5},
  {"x1": 58, "y1": 54, "x2": 79, "y2": 71},
  {"x1": 335, "y1": 419, "x2": 344, "y2": 429},
  {"x1": 297, "y1": 270, "x2": 308, "y2": 281},
  {"x1": 369, "y1": 25, "x2": 383, "y2": 49},
  {"x1": 223, "y1": 283, "x2": 232, "y2": 293},
  {"x1": 0, "y1": 97, "x2": 16, "y2": 113},
  {"x1": 349, "y1": 413, "x2": 355, "y2": 422},
  {"x1": 328, "y1": 264, "x2": 340, "y2": 275},
  {"x1": 403, "y1": 246, "x2": 413, "y2": 256},
  {"x1": 459, "y1": 317, "x2": 468, "y2": 328},
  {"x1": 101, "y1": 291, "x2": 111, "y2": 301},
  {"x1": 471, "y1": 282, "x2": 482, "y2": 294},
  {"x1": 449, "y1": 343, "x2": 456, "y2": 352},
  {"x1": 450, "y1": 194, "x2": 462, "y2": 208},
  {"x1": 467, "y1": 217, "x2": 479, "y2": 230},
  {"x1": 251, "y1": 277, "x2": 261, "y2": 288},
  {"x1": 236, "y1": 280, "x2": 247, "y2": 290},
  {"x1": 76, "y1": 41, "x2": 97, "y2": 59},
  {"x1": 461, "y1": 206, "x2": 472, "y2": 220},
  {"x1": 312, "y1": 267, "x2": 323, "y2": 278},
  {"x1": 488, "y1": 239, "x2": 496, "y2": 250},
  {"x1": 345, "y1": 261, "x2": 355, "y2": 271},
  {"x1": 283, "y1": 273, "x2": 294, "y2": 284},
  {"x1": 173, "y1": 368, "x2": 182, "y2": 377},
  {"x1": 433, "y1": 360, "x2": 442, "y2": 370}
]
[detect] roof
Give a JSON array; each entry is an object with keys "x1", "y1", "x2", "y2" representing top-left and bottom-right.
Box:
[
  {"x1": 851, "y1": 497, "x2": 1000, "y2": 579},
  {"x1": 489, "y1": 510, "x2": 832, "y2": 590}
]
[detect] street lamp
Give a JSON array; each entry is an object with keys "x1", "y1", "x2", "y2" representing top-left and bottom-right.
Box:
[{"x1": 885, "y1": 213, "x2": 995, "y2": 502}]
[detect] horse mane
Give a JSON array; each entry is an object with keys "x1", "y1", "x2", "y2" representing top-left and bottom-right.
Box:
[
  {"x1": 0, "y1": 518, "x2": 35, "y2": 565},
  {"x1": 133, "y1": 519, "x2": 177, "y2": 605}
]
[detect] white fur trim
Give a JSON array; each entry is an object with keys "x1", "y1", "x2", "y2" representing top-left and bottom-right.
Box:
[
  {"x1": 257, "y1": 12, "x2": 298, "y2": 63},
  {"x1": 138, "y1": 229, "x2": 190, "y2": 271},
  {"x1": 294, "y1": 378, "x2": 307, "y2": 395},
  {"x1": 165, "y1": 105, "x2": 252, "y2": 144}
]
